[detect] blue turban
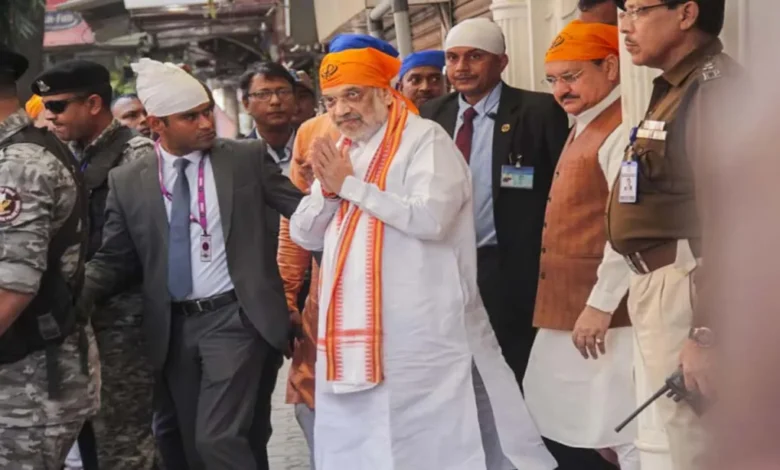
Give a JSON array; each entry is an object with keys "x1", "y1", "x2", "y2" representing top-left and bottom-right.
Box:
[
  {"x1": 329, "y1": 34, "x2": 399, "y2": 58},
  {"x1": 398, "y1": 50, "x2": 446, "y2": 80}
]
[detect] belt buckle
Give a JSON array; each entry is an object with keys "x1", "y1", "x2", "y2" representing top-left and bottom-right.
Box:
[
  {"x1": 187, "y1": 299, "x2": 208, "y2": 315},
  {"x1": 625, "y1": 253, "x2": 649, "y2": 275}
]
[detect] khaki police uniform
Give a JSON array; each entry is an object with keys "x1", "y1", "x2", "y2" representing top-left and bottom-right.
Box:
[{"x1": 607, "y1": 39, "x2": 737, "y2": 470}]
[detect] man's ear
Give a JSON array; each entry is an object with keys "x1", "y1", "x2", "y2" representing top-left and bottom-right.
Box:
[
  {"x1": 679, "y1": 0, "x2": 700, "y2": 31},
  {"x1": 377, "y1": 88, "x2": 392, "y2": 106},
  {"x1": 498, "y1": 53, "x2": 510, "y2": 73},
  {"x1": 605, "y1": 54, "x2": 621, "y2": 82},
  {"x1": 87, "y1": 94, "x2": 103, "y2": 116},
  {"x1": 147, "y1": 115, "x2": 167, "y2": 134}
]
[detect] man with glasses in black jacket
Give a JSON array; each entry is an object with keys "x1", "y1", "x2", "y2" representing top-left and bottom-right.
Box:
[{"x1": 239, "y1": 61, "x2": 301, "y2": 466}]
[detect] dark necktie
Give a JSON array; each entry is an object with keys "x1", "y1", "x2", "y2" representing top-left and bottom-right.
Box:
[
  {"x1": 168, "y1": 158, "x2": 193, "y2": 300},
  {"x1": 271, "y1": 145, "x2": 289, "y2": 163},
  {"x1": 455, "y1": 107, "x2": 478, "y2": 163}
]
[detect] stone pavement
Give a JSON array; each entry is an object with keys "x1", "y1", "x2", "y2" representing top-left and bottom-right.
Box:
[{"x1": 268, "y1": 360, "x2": 312, "y2": 470}]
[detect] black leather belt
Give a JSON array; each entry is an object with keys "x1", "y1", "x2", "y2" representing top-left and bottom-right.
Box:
[{"x1": 171, "y1": 290, "x2": 237, "y2": 316}]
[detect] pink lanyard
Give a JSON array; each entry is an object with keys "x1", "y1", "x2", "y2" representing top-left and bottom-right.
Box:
[{"x1": 155, "y1": 141, "x2": 208, "y2": 235}]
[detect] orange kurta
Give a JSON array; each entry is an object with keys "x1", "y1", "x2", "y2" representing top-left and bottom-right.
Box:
[{"x1": 280, "y1": 114, "x2": 340, "y2": 409}]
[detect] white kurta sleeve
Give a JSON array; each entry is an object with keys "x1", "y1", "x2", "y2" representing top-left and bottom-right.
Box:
[
  {"x1": 587, "y1": 125, "x2": 631, "y2": 313},
  {"x1": 337, "y1": 125, "x2": 470, "y2": 241},
  {"x1": 289, "y1": 179, "x2": 341, "y2": 251}
]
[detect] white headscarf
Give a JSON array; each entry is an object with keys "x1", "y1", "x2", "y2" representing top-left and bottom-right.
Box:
[
  {"x1": 445, "y1": 18, "x2": 506, "y2": 55},
  {"x1": 131, "y1": 58, "x2": 210, "y2": 117}
]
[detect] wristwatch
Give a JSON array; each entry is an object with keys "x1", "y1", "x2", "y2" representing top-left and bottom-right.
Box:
[{"x1": 689, "y1": 326, "x2": 714, "y2": 348}]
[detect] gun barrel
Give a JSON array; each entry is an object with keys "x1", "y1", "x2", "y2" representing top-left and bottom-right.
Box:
[{"x1": 614, "y1": 384, "x2": 670, "y2": 433}]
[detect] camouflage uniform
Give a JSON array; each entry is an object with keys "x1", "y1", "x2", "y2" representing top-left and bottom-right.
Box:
[
  {"x1": 71, "y1": 120, "x2": 158, "y2": 470},
  {"x1": 0, "y1": 110, "x2": 101, "y2": 470}
]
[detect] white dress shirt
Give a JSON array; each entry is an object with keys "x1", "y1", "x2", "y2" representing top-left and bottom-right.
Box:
[
  {"x1": 159, "y1": 146, "x2": 234, "y2": 299},
  {"x1": 455, "y1": 83, "x2": 502, "y2": 247}
]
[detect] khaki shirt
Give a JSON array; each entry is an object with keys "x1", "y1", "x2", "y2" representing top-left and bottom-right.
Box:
[{"x1": 607, "y1": 39, "x2": 736, "y2": 256}]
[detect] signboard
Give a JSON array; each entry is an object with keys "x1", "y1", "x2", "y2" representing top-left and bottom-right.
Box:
[
  {"x1": 44, "y1": 0, "x2": 95, "y2": 47},
  {"x1": 124, "y1": 0, "x2": 214, "y2": 8}
]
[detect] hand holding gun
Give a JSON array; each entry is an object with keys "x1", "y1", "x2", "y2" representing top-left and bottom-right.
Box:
[{"x1": 615, "y1": 367, "x2": 708, "y2": 433}]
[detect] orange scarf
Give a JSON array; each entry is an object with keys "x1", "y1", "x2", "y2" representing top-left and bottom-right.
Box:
[{"x1": 323, "y1": 95, "x2": 410, "y2": 385}]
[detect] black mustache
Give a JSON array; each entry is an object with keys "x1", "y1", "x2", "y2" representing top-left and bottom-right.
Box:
[{"x1": 561, "y1": 93, "x2": 580, "y2": 101}]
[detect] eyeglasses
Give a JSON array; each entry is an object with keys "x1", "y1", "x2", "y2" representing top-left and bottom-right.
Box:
[
  {"x1": 619, "y1": 1, "x2": 683, "y2": 21},
  {"x1": 543, "y1": 69, "x2": 585, "y2": 87},
  {"x1": 320, "y1": 88, "x2": 366, "y2": 110},
  {"x1": 247, "y1": 88, "x2": 294, "y2": 102},
  {"x1": 43, "y1": 97, "x2": 84, "y2": 114}
]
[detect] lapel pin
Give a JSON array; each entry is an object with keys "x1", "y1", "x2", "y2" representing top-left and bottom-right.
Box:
[{"x1": 501, "y1": 123, "x2": 511, "y2": 133}]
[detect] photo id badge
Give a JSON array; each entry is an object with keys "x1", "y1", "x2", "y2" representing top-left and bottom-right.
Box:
[
  {"x1": 500, "y1": 165, "x2": 534, "y2": 190},
  {"x1": 200, "y1": 234, "x2": 212, "y2": 262},
  {"x1": 619, "y1": 161, "x2": 638, "y2": 204}
]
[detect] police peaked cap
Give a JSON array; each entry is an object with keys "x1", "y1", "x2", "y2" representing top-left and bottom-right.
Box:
[
  {"x1": 32, "y1": 59, "x2": 111, "y2": 96},
  {"x1": 0, "y1": 46, "x2": 29, "y2": 81}
]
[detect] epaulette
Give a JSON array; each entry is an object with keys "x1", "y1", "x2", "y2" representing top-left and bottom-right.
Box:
[
  {"x1": 701, "y1": 56, "x2": 723, "y2": 82},
  {"x1": 126, "y1": 135, "x2": 154, "y2": 150}
]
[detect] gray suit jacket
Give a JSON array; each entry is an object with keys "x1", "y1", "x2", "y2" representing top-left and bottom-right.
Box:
[{"x1": 83, "y1": 138, "x2": 303, "y2": 370}]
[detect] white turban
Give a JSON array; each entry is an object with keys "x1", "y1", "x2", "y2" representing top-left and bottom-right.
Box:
[
  {"x1": 131, "y1": 58, "x2": 210, "y2": 117},
  {"x1": 445, "y1": 18, "x2": 506, "y2": 55}
]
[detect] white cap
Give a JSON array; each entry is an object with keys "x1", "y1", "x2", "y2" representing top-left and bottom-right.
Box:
[
  {"x1": 445, "y1": 18, "x2": 506, "y2": 55},
  {"x1": 131, "y1": 58, "x2": 210, "y2": 117}
]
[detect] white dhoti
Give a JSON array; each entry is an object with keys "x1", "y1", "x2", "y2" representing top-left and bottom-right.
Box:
[
  {"x1": 524, "y1": 328, "x2": 637, "y2": 449},
  {"x1": 313, "y1": 252, "x2": 556, "y2": 470}
]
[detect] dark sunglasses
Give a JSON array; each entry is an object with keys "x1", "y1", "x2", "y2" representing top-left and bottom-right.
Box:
[{"x1": 43, "y1": 97, "x2": 85, "y2": 114}]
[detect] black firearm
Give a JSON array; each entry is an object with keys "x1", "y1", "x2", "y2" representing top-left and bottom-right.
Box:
[{"x1": 615, "y1": 368, "x2": 708, "y2": 433}]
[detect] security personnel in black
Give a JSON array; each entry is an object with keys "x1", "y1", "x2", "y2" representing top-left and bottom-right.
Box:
[
  {"x1": 607, "y1": 1, "x2": 736, "y2": 468},
  {"x1": 33, "y1": 60, "x2": 157, "y2": 469},
  {"x1": 0, "y1": 45, "x2": 99, "y2": 470}
]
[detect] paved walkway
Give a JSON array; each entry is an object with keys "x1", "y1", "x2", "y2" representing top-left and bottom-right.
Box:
[{"x1": 268, "y1": 360, "x2": 312, "y2": 470}]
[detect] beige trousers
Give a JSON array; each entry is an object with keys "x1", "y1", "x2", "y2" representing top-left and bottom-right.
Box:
[{"x1": 628, "y1": 240, "x2": 707, "y2": 470}]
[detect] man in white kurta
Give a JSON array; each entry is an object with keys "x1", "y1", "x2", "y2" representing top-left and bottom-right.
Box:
[
  {"x1": 290, "y1": 47, "x2": 555, "y2": 470},
  {"x1": 522, "y1": 20, "x2": 639, "y2": 470}
]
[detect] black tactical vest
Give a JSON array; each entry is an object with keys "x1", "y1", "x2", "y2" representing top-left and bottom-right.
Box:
[
  {"x1": 81, "y1": 125, "x2": 135, "y2": 258},
  {"x1": 0, "y1": 123, "x2": 89, "y2": 397}
]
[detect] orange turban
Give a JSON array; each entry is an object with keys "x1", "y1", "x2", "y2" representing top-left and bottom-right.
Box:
[
  {"x1": 25, "y1": 94, "x2": 43, "y2": 120},
  {"x1": 545, "y1": 20, "x2": 619, "y2": 63},
  {"x1": 319, "y1": 48, "x2": 418, "y2": 114}
]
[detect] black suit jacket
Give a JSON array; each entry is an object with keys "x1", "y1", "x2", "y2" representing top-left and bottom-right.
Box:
[
  {"x1": 420, "y1": 83, "x2": 570, "y2": 329},
  {"x1": 244, "y1": 130, "x2": 286, "y2": 247},
  {"x1": 83, "y1": 138, "x2": 303, "y2": 370}
]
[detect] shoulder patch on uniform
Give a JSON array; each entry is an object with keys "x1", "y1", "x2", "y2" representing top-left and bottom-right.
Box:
[
  {"x1": 701, "y1": 58, "x2": 722, "y2": 82},
  {"x1": 127, "y1": 136, "x2": 154, "y2": 149},
  {"x1": 0, "y1": 187, "x2": 22, "y2": 222}
]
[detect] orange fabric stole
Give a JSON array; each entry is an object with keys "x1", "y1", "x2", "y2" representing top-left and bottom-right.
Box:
[{"x1": 323, "y1": 96, "x2": 409, "y2": 384}]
